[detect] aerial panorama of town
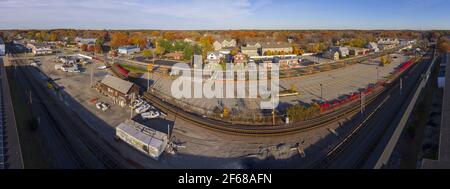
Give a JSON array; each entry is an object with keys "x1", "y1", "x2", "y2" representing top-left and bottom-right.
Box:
[{"x1": 0, "y1": 0, "x2": 450, "y2": 174}]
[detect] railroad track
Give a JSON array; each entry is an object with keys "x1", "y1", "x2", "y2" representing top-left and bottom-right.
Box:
[
  {"x1": 140, "y1": 56, "x2": 423, "y2": 137},
  {"x1": 10, "y1": 49, "x2": 123, "y2": 169},
  {"x1": 100, "y1": 47, "x2": 421, "y2": 137},
  {"x1": 310, "y1": 49, "x2": 433, "y2": 168},
  {"x1": 142, "y1": 87, "x2": 384, "y2": 137}
]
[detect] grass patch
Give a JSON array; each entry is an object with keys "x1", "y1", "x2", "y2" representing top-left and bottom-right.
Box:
[{"x1": 119, "y1": 63, "x2": 147, "y2": 74}]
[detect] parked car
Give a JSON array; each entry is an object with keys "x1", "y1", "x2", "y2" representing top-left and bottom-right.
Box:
[
  {"x1": 130, "y1": 99, "x2": 144, "y2": 109},
  {"x1": 96, "y1": 102, "x2": 110, "y2": 112},
  {"x1": 98, "y1": 65, "x2": 107, "y2": 69},
  {"x1": 135, "y1": 103, "x2": 151, "y2": 114},
  {"x1": 141, "y1": 111, "x2": 160, "y2": 119}
]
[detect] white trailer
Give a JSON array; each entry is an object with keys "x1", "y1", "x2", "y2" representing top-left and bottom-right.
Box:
[{"x1": 115, "y1": 120, "x2": 168, "y2": 160}]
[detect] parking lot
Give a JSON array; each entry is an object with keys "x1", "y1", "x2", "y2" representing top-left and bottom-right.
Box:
[
  {"x1": 144, "y1": 52, "x2": 412, "y2": 114},
  {"x1": 30, "y1": 53, "x2": 357, "y2": 168}
]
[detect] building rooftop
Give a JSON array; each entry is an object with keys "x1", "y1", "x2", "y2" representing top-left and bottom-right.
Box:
[
  {"x1": 261, "y1": 42, "x2": 292, "y2": 49},
  {"x1": 100, "y1": 75, "x2": 135, "y2": 94},
  {"x1": 423, "y1": 52, "x2": 450, "y2": 169},
  {"x1": 118, "y1": 45, "x2": 139, "y2": 50},
  {"x1": 241, "y1": 46, "x2": 258, "y2": 51}
]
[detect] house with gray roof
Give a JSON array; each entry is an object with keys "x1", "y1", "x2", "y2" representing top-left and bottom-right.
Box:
[
  {"x1": 95, "y1": 75, "x2": 139, "y2": 107},
  {"x1": 213, "y1": 38, "x2": 237, "y2": 51},
  {"x1": 260, "y1": 42, "x2": 293, "y2": 55},
  {"x1": 241, "y1": 46, "x2": 259, "y2": 57},
  {"x1": 329, "y1": 46, "x2": 350, "y2": 58}
]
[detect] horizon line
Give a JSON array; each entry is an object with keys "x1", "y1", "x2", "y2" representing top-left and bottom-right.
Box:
[{"x1": 1, "y1": 27, "x2": 449, "y2": 31}]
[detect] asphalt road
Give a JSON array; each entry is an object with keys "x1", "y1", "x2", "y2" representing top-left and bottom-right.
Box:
[{"x1": 312, "y1": 48, "x2": 434, "y2": 168}]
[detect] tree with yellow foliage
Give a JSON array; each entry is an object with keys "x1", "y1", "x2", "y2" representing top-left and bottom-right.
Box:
[{"x1": 223, "y1": 107, "x2": 230, "y2": 118}]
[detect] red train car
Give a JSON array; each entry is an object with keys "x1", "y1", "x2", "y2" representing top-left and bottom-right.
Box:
[{"x1": 115, "y1": 64, "x2": 129, "y2": 77}]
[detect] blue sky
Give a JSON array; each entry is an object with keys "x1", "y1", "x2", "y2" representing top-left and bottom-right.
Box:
[{"x1": 0, "y1": 0, "x2": 449, "y2": 30}]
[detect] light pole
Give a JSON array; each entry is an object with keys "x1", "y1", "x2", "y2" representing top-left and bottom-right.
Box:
[
  {"x1": 320, "y1": 83, "x2": 323, "y2": 100},
  {"x1": 376, "y1": 66, "x2": 379, "y2": 82}
]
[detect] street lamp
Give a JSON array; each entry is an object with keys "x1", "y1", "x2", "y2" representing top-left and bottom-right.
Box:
[
  {"x1": 320, "y1": 83, "x2": 323, "y2": 100},
  {"x1": 376, "y1": 66, "x2": 379, "y2": 82}
]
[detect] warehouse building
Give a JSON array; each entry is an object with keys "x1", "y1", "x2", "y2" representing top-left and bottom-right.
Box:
[
  {"x1": 0, "y1": 37, "x2": 5, "y2": 56},
  {"x1": 118, "y1": 45, "x2": 141, "y2": 55}
]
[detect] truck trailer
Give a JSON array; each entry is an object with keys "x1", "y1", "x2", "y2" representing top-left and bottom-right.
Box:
[{"x1": 115, "y1": 120, "x2": 168, "y2": 160}]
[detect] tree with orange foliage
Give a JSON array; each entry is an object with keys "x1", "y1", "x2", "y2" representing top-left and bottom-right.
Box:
[
  {"x1": 80, "y1": 44, "x2": 88, "y2": 51},
  {"x1": 110, "y1": 32, "x2": 130, "y2": 49},
  {"x1": 49, "y1": 33, "x2": 58, "y2": 41},
  {"x1": 437, "y1": 37, "x2": 450, "y2": 53},
  {"x1": 129, "y1": 33, "x2": 147, "y2": 49},
  {"x1": 87, "y1": 45, "x2": 95, "y2": 52},
  {"x1": 94, "y1": 44, "x2": 102, "y2": 53}
]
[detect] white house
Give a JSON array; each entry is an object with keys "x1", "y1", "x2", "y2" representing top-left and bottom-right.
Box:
[
  {"x1": 213, "y1": 38, "x2": 237, "y2": 51},
  {"x1": 207, "y1": 51, "x2": 221, "y2": 61},
  {"x1": 75, "y1": 37, "x2": 97, "y2": 46},
  {"x1": 366, "y1": 42, "x2": 379, "y2": 52},
  {"x1": 118, "y1": 45, "x2": 141, "y2": 55}
]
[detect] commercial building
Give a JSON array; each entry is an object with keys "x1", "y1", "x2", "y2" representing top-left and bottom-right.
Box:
[
  {"x1": 95, "y1": 75, "x2": 139, "y2": 107},
  {"x1": 0, "y1": 37, "x2": 5, "y2": 56},
  {"x1": 26, "y1": 43, "x2": 53, "y2": 55},
  {"x1": 260, "y1": 42, "x2": 293, "y2": 56},
  {"x1": 118, "y1": 45, "x2": 141, "y2": 55},
  {"x1": 75, "y1": 37, "x2": 97, "y2": 46}
]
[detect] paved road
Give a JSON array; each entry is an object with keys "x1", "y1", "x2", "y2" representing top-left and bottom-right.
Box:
[
  {"x1": 312, "y1": 48, "x2": 434, "y2": 168},
  {"x1": 9, "y1": 47, "x2": 133, "y2": 169}
]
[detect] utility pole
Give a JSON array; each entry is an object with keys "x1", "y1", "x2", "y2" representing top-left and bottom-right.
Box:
[
  {"x1": 167, "y1": 124, "x2": 171, "y2": 140},
  {"x1": 130, "y1": 106, "x2": 133, "y2": 119},
  {"x1": 400, "y1": 77, "x2": 403, "y2": 94},
  {"x1": 360, "y1": 91, "x2": 365, "y2": 114},
  {"x1": 320, "y1": 83, "x2": 323, "y2": 100},
  {"x1": 29, "y1": 90, "x2": 32, "y2": 105},
  {"x1": 90, "y1": 61, "x2": 94, "y2": 88},
  {"x1": 272, "y1": 95, "x2": 276, "y2": 125},
  {"x1": 376, "y1": 66, "x2": 379, "y2": 83}
]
